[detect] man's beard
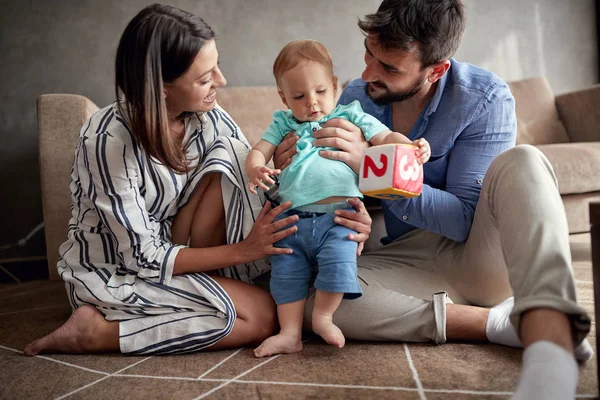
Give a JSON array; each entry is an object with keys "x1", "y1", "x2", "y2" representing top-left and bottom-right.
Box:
[{"x1": 365, "y1": 75, "x2": 427, "y2": 105}]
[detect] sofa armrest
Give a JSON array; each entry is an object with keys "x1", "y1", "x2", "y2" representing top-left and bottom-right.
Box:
[
  {"x1": 556, "y1": 84, "x2": 600, "y2": 143},
  {"x1": 37, "y1": 94, "x2": 99, "y2": 280}
]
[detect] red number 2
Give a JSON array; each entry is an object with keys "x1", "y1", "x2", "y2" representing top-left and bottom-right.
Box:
[{"x1": 363, "y1": 154, "x2": 388, "y2": 178}]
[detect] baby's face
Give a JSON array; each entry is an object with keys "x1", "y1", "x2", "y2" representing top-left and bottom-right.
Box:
[{"x1": 278, "y1": 60, "x2": 337, "y2": 122}]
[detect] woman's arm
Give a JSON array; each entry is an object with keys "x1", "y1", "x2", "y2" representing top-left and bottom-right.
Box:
[{"x1": 173, "y1": 201, "x2": 298, "y2": 274}]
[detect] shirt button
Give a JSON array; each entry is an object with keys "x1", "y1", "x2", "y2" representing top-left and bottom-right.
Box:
[
  {"x1": 312, "y1": 127, "x2": 317, "y2": 132},
  {"x1": 402, "y1": 215, "x2": 408, "y2": 220},
  {"x1": 477, "y1": 179, "x2": 483, "y2": 184}
]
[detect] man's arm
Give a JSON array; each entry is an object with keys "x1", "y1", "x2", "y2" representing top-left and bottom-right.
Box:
[{"x1": 383, "y1": 91, "x2": 516, "y2": 242}]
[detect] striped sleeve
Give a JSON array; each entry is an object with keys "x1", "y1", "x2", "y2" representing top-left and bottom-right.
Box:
[
  {"x1": 213, "y1": 105, "x2": 251, "y2": 148},
  {"x1": 82, "y1": 132, "x2": 184, "y2": 285}
]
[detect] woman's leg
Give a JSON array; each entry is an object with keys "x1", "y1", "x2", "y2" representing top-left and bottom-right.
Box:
[
  {"x1": 171, "y1": 172, "x2": 225, "y2": 246},
  {"x1": 205, "y1": 276, "x2": 277, "y2": 350},
  {"x1": 24, "y1": 276, "x2": 276, "y2": 355},
  {"x1": 24, "y1": 305, "x2": 119, "y2": 355}
]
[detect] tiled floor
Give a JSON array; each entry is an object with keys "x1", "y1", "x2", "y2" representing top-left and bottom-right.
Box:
[{"x1": 0, "y1": 234, "x2": 597, "y2": 399}]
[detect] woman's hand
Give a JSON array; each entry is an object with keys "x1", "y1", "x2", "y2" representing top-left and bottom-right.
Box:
[
  {"x1": 241, "y1": 201, "x2": 298, "y2": 260},
  {"x1": 273, "y1": 132, "x2": 299, "y2": 170},
  {"x1": 334, "y1": 198, "x2": 372, "y2": 256},
  {"x1": 313, "y1": 118, "x2": 369, "y2": 173}
]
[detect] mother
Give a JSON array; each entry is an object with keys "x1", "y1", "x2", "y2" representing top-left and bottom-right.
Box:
[{"x1": 24, "y1": 4, "x2": 370, "y2": 356}]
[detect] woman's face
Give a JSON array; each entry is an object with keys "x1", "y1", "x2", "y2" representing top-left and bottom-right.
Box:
[{"x1": 164, "y1": 39, "x2": 226, "y2": 117}]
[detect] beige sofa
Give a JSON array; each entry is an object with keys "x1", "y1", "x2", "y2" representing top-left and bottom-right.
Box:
[{"x1": 37, "y1": 77, "x2": 600, "y2": 280}]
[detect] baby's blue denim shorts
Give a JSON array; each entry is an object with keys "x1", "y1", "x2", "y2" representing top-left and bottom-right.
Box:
[{"x1": 270, "y1": 202, "x2": 363, "y2": 305}]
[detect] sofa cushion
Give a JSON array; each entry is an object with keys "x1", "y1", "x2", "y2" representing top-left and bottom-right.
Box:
[
  {"x1": 556, "y1": 84, "x2": 600, "y2": 143},
  {"x1": 537, "y1": 142, "x2": 600, "y2": 195},
  {"x1": 37, "y1": 94, "x2": 99, "y2": 280},
  {"x1": 217, "y1": 87, "x2": 284, "y2": 146},
  {"x1": 508, "y1": 77, "x2": 570, "y2": 145}
]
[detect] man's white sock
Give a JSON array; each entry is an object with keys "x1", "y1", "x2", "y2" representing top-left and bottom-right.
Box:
[
  {"x1": 486, "y1": 297, "x2": 520, "y2": 347},
  {"x1": 485, "y1": 296, "x2": 593, "y2": 362},
  {"x1": 512, "y1": 341, "x2": 578, "y2": 400}
]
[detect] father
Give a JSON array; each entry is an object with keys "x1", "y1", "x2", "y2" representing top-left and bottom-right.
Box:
[{"x1": 274, "y1": 1, "x2": 591, "y2": 399}]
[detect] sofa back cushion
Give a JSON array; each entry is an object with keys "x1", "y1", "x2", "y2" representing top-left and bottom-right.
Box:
[
  {"x1": 508, "y1": 77, "x2": 570, "y2": 145},
  {"x1": 217, "y1": 87, "x2": 284, "y2": 147},
  {"x1": 37, "y1": 94, "x2": 99, "y2": 280}
]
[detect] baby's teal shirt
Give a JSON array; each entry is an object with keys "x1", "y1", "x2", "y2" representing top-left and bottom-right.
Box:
[{"x1": 261, "y1": 100, "x2": 388, "y2": 209}]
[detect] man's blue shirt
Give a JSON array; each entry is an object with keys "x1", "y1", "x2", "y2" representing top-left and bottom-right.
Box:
[{"x1": 338, "y1": 59, "x2": 517, "y2": 243}]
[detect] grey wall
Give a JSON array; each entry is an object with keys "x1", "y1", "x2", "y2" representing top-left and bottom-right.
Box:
[{"x1": 0, "y1": 0, "x2": 597, "y2": 256}]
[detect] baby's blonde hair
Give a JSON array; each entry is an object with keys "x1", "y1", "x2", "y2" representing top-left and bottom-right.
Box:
[{"x1": 273, "y1": 39, "x2": 336, "y2": 88}]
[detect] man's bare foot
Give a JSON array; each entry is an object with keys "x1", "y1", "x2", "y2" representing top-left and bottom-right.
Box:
[
  {"x1": 312, "y1": 314, "x2": 345, "y2": 348},
  {"x1": 23, "y1": 305, "x2": 119, "y2": 356},
  {"x1": 253, "y1": 333, "x2": 302, "y2": 358}
]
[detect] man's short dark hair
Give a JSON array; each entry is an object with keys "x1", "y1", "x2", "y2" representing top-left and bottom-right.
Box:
[{"x1": 358, "y1": 0, "x2": 466, "y2": 68}]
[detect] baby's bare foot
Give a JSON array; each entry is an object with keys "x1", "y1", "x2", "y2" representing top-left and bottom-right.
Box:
[
  {"x1": 312, "y1": 314, "x2": 345, "y2": 348},
  {"x1": 253, "y1": 333, "x2": 302, "y2": 358}
]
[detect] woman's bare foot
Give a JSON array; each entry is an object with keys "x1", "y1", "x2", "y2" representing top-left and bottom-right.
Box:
[
  {"x1": 253, "y1": 332, "x2": 302, "y2": 358},
  {"x1": 312, "y1": 313, "x2": 345, "y2": 348},
  {"x1": 23, "y1": 305, "x2": 119, "y2": 356}
]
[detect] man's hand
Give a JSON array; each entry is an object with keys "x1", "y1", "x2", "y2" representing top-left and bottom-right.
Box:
[
  {"x1": 273, "y1": 132, "x2": 298, "y2": 170},
  {"x1": 313, "y1": 118, "x2": 369, "y2": 173},
  {"x1": 333, "y1": 197, "x2": 372, "y2": 256}
]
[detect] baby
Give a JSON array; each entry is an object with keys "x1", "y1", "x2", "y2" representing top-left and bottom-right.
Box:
[{"x1": 246, "y1": 39, "x2": 430, "y2": 358}]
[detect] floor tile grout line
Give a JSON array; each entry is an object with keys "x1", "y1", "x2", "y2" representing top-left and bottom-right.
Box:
[
  {"x1": 36, "y1": 355, "x2": 111, "y2": 376},
  {"x1": 105, "y1": 372, "x2": 599, "y2": 397},
  {"x1": 192, "y1": 337, "x2": 313, "y2": 399},
  {"x1": 118, "y1": 373, "x2": 222, "y2": 381},
  {"x1": 235, "y1": 380, "x2": 516, "y2": 396},
  {"x1": 404, "y1": 343, "x2": 427, "y2": 400},
  {"x1": 196, "y1": 348, "x2": 243, "y2": 379},
  {"x1": 193, "y1": 354, "x2": 283, "y2": 399},
  {"x1": 232, "y1": 379, "x2": 419, "y2": 391},
  {"x1": 54, "y1": 356, "x2": 153, "y2": 400},
  {"x1": 0, "y1": 304, "x2": 67, "y2": 317},
  {"x1": 0, "y1": 345, "x2": 109, "y2": 375}
]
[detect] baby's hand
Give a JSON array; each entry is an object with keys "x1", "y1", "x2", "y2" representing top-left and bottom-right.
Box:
[
  {"x1": 413, "y1": 138, "x2": 430, "y2": 164},
  {"x1": 247, "y1": 166, "x2": 281, "y2": 194}
]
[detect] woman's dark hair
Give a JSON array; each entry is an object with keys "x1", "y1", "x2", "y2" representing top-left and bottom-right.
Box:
[
  {"x1": 358, "y1": 0, "x2": 466, "y2": 68},
  {"x1": 115, "y1": 3, "x2": 214, "y2": 173}
]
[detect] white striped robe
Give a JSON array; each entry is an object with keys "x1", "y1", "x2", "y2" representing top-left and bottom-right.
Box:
[{"x1": 57, "y1": 102, "x2": 267, "y2": 354}]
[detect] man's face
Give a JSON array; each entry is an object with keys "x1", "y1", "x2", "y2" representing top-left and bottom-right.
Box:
[{"x1": 361, "y1": 35, "x2": 428, "y2": 105}]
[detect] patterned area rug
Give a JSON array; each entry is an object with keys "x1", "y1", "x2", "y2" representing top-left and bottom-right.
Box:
[{"x1": 0, "y1": 234, "x2": 596, "y2": 399}]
